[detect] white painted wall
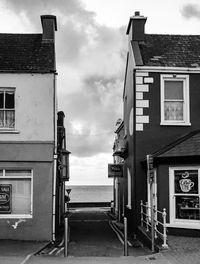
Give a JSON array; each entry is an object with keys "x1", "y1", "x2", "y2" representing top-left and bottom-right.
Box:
[{"x1": 0, "y1": 73, "x2": 55, "y2": 141}]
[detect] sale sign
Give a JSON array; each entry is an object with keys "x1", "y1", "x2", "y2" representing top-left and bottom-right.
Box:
[{"x1": 0, "y1": 184, "x2": 12, "y2": 214}]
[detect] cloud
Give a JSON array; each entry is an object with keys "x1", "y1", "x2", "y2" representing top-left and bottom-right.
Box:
[
  {"x1": 3, "y1": 0, "x2": 126, "y2": 158},
  {"x1": 181, "y1": 4, "x2": 200, "y2": 19},
  {"x1": 59, "y1": 76, "x2": 123, "y2": 157}
]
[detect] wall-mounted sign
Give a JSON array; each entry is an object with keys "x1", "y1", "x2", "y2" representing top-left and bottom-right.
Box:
[
  {"x1": 108, "y1": 164, "x2": 123, "y2": 178},
  {"x1": 147, "y1": 154, "x2": 154, "y2": 183},
  {"x1": 0, "y1": 184, "x2": 12, "y2": 214}
]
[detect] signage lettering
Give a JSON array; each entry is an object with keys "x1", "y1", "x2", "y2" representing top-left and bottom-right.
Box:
[
  {"x1": 0, "y1": 184, "x2": 12, "y2": 214},
  {"x1": 108, "y1": 164, "x2": 123, "y2": 178}
]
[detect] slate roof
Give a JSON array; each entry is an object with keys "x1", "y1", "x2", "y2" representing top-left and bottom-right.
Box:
[
  {"x1": 0, "y1": 34, "x2": 55, "y2": 73},
  {"x1": 139, "y1": 34, "x2": 200, "y2": 67},
  {"x1": 152, "y1": 130, "x2": 200, "y2": 158}
]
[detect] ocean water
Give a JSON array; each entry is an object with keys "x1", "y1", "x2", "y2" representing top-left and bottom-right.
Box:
[{"x1": 66, "y1": 185, "x2": 113, "y2": 203}]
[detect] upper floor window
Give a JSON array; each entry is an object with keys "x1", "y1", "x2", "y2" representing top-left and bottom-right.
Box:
[
  {"x1": 160, "y1": 75, "x2": 190, "y2": 126},
  {"x1": 0, "y1": 88, "x2": 15, "y2": 129}
]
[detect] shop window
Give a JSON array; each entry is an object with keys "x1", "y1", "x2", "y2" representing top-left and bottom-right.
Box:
[
  {"x1": 160, "y1": 75, "x2": 190, "y2": 126},
  {"x1": 0, "y1": 169, "x2": 32, "y2": 218},
  {"x1": 0, "y1": 89, "x2": 15, "y2": 129},
  {"x1": 169, "y1": 168, "x2": 200, "y2": 226}
]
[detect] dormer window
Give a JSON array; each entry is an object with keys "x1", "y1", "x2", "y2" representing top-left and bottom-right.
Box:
[
  {"x1": 160, "y1": 75, "x2": 190, "y2": 126},
  {"x1": 0, "y1": 88, "x2": 15, "y2": 129}
]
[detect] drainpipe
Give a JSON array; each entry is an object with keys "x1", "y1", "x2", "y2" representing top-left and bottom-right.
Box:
[
  {"x1": 52, "y1": 153, "x2": 57, "y2": 241},
  {"x1": 52, "y1": 72, "x2": 58, "y2": 242},
  {"x1": 133, "y1": 69, "x2": 137, "y2": 235}
]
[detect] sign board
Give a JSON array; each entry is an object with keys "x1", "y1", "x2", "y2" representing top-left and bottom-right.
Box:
[
  {"x1": 108, "y1": 164, "x2": 123, "y2": 178},
  {"x1": 0, "y1": 184, "x2": 12, "y2": 214},
  {"x1": 147, "y1": 154, "x2": 154, "y2": 183}
]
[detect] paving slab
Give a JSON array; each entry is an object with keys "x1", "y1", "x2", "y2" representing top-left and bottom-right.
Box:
[{"x1": 28, "y1": 253, "x2": 171, "y2": 264}]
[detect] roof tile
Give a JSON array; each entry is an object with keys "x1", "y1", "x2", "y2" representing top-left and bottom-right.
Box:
[
  {"x1": 0, "y1": 34, "x2": 55, "y2": 73},
  {"x1": 139, "y1": 34, "x2": 200, "y2": 67}
]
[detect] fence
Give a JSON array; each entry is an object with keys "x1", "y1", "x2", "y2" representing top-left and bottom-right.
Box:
[{"x1": 140, "y1": 200, "x2": 168, "y2": 249}]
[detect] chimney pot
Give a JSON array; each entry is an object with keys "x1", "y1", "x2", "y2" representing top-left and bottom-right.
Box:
[{"x1": 135, "y1": 11, "x2": 140, "y2": 16}]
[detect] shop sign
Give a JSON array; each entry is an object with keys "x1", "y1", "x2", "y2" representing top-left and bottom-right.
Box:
[
  {"x1": 108, "y1": 164, "x2": 123, "y2": 178},
  {"x1": 147, "y1": 154, "x2": 154, "y2": 182},
  {"x1": 0, "y1": 184, "x2": 12, "y2": 214}
]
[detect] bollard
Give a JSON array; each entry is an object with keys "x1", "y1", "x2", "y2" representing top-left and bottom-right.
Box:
[
  {"x1": 124, "y1": 217, "x2": 128, "y2": 256},
  {"x1": 64, "y1": 217, "x2": 68, "y2": 257}
]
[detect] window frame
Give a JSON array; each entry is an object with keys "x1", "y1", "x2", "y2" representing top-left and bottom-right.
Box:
[
  {"x1": 160, "y1": 75, "x2": 190, "y2": 126},
  {"x1": 169, "y1": 167, "x2": 200, "y2": 229},
  {"x1": 0, "y1": 87, "x2": 16, "y2": 131},
  {"x1": 0, "y1": 169, "x2": 33, "y2": 219}
]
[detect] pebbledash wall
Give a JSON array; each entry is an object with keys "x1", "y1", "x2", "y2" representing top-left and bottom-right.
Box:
[{"x1": 0, "y1": 73, "x2": 55, "y2": 240}]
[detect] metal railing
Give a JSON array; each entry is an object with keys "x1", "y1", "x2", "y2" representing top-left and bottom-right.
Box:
[{"x1": 140, "y1": 200, "x2": 168, "y2": 249}]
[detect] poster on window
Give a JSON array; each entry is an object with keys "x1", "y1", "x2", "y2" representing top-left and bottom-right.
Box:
[
  {"x1": 0, "y1": 184, "x2": 12, "y2": 213},
  {"x1": 174, "y1": 170, "x2": 198, "y2": 194}
]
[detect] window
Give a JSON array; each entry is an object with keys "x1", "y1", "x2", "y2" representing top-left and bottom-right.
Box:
[
  {"x1": 169, "y1": 167, "x2": 200, "y2": 227},
  {"x1": 0, "y1": 169, "x2": 32, "y2": 218},
  {"x1": 160, "y1": 75, "x2": 190, "y2": 126},
  {"x1": 0, "y1": 88, "x2": 15, "y2": 129}
]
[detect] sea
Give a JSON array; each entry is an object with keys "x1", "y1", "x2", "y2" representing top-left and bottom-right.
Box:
[{"x1": 66, "y1": 185, "x2": 113, "y2": 203}]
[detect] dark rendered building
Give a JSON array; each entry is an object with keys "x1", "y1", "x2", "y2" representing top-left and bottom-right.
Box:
[{"x1": 115, "y1": 12, "x2": 200, "y2": 239}]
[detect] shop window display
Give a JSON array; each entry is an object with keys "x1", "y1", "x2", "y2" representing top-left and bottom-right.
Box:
[
  {"x1": 174, "y1": 170, "x2": 199, "y2": 220},
  {"x1": 0, "y1": 169, "x2": 32, "y2": 218}
]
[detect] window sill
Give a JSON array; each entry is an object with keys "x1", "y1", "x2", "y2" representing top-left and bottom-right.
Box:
[
  {"x1": 160, "y1": 122, "x2": 191, "y2": 127},
  {"x1": 0, "y1": 214, "x2": 32, "y2": 219},
  {"x1": 0, "y1": 130, "x2": 19, "y2": 134},
  {"x1": 166, "y1": 221, "x2": 200, "y2": 229}
]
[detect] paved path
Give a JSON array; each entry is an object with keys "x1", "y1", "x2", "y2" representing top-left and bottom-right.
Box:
[
  {"x1": 67, "y1": 207, "x2": 150, "y2": 257},
  {"x1": 2, "y1": 207, "x2": 200, "y2": 263}
]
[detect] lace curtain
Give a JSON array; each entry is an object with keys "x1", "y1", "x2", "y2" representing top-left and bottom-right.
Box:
[{"x1": 164, "y1": 102, "x2": 183, "y2": 121}]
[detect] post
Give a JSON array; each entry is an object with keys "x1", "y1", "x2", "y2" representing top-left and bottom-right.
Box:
[
  {"x1": 154, "y1": 205, "x2": 157, "y2": 239},
  {"x1": 64, "y1": 217, "x2": 68, "y2": 257},
  {"x1": 162, "y1": 208, "x2": 168, "y2": 249},
  {"x1": 146, "y1": 201, "x2": 149, "y2": 232},
  {"x1": 150, "y1": 181, "x2": 155, "y2": 252},
  {"x1": 140, "y1": 200, "x2": 143, "y2": 227},
  {"x1": 124, "y1": 217, "x2": 128, "y2": 256}
]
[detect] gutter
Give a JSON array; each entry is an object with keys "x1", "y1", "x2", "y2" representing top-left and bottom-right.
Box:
[{"x1": 134, "y1": 66, "x2": 200, "y2": 73}]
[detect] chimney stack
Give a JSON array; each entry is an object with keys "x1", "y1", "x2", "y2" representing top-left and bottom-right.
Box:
[
  {"x1": 126, "y1": 11, "x2": 147, "y2": 41},
  {"x1": 41, "y1": 15, "x2": 57, "y2": 42}
]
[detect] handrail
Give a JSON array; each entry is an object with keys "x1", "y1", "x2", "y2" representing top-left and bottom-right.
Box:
[{"x1": 140, "y1": 200, "x2": 168, "y2": 249}]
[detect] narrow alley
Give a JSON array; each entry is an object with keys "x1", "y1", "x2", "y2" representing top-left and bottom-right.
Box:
[{"x1": 35, "y1": 206, "x2": 150, "y2": 258}]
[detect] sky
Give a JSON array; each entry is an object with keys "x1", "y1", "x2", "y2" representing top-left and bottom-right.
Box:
[{"x1": 0, "y1": 0, "x2": 200, "y2": 185}]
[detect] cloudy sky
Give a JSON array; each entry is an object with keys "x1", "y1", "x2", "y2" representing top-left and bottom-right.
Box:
[{"x1": 0, "y1": 0, "x2": 200, "y2": 185}]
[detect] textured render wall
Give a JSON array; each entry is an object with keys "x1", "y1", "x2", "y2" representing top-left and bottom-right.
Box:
[
  {"x1": 0, "y1": 73, "x2": 54, "y2": 141},
  {"x1": 0, "y1": 159, "x2": 53, "y2": 241}
]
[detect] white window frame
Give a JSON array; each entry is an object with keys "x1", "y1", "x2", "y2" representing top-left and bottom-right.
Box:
[
  {"x1": 0, "y1": 169, "x2": 33, "y2": 219},
  {"x1": 127, "y1": 168, "x2": 131, "y2": 209},
  {"x1": 168, "y1": 167, "x2": 200, "y2": 229},
  {"x1": 160, "y1": 75, "x2": 190, "y2": 126},
  {"x1": 0, "y1": 88, "x2": 16, "y2": 131}
]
